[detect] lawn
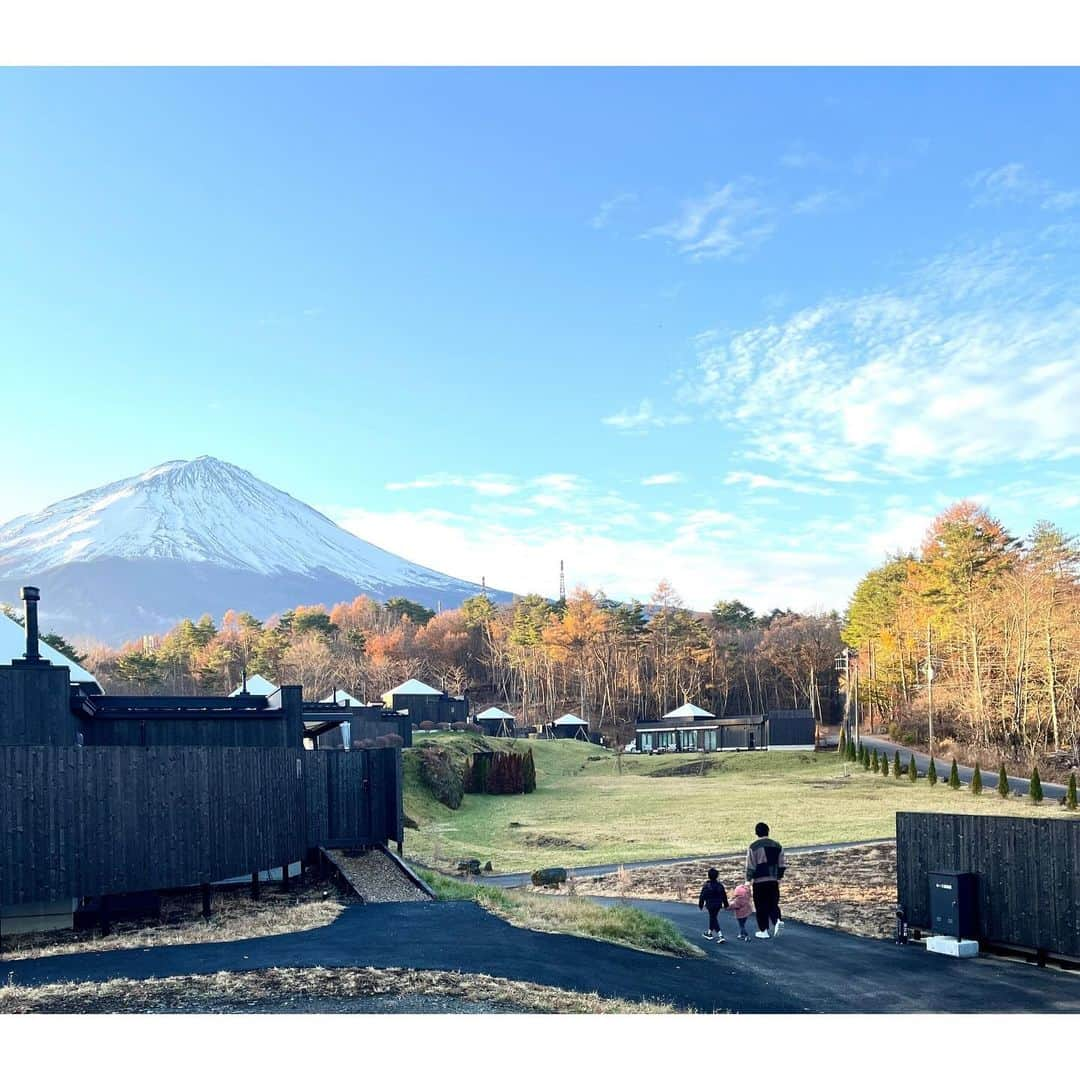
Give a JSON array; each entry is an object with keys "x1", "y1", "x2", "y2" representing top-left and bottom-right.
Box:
[
  {"x1": 403, "y1": 734, "x2": 1070, "y2": 874},
  {"x1": 416, "y1": 867, "x2": 702, "y2": 958}
]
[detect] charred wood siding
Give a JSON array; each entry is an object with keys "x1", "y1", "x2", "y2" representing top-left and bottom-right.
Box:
[
  {"x1": 896, "y1": 812, "x2": 1080, "y2": 959},
  {"x1": 0, "y1": 665, "x2": 74, "y2": 745},
  {"x1": 0, "y1": 746, "x2": 403, "y2": 907}
]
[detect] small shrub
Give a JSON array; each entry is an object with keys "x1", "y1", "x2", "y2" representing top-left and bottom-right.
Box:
[
  {"x1": 871, "y1": 748, "x2": 879, "y2": 773},
  {"x1": 893, "y1": 750, "x2": 902, "y2": 778},
  {"x1": 927, "y1": 757, "x2": 937, "y2": 786},
  {"x1": 948, "y1": 759, "x2": 960, "y2": 790},
  {"x1": 1066, "y1": 773, "x2": 1078, "y2": 811},
  {"x1": 997, "y1": 763, "x2": 1009, "y2": 798},
  {"x1": 971, "y1": 763, "x2": 983, "y2": 796},
  {"x1": 837, "y1": 730, "x2": 846, "y2": 756},
  {"x1": 863, "y1": 746, "x2": 871, "y2": 771},
  {"x1": 881, "y1": 753, "x2": 889, "y2": 777},
  {"x1": 908, "y1": 756, "x2": 917, "y2": 783},
  {"x1": 1029, "y1": 766, "x2": 1043, "y2": 804}
]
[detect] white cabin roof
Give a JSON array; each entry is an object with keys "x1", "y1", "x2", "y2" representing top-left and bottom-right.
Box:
[
  {"x1": 321, "y1": 689, "x2": 365, "y2": 707},
  {"x1": 0, "y1": 613, "x2": 101, "y2": 689},
  {"x1": 663, "y1": 701, "x2": 715, "y2": 720},
  {"x1": 384, "y1": 678, "x2": 443, "y2": 698},
  {"x1": 229, "y1": 673, "x2": 278, "y2": 697},
  {"x1": 476, "y1": 706, "x2": 515, "y2": 720},
  {"x1": 554, "y1": 713, "x2": 586, "y2": 726}
]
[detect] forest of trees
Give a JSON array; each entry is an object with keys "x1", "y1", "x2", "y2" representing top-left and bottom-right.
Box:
[
  {"x1": 73, "y1": 583, "x2": 844, "y2": 739},
  {"x1": 21, "y1": 498, "x2": 1073, "y2": 769},
  {"x1": 843, "y1": 501, "x2": 1079, "y2": 765}
]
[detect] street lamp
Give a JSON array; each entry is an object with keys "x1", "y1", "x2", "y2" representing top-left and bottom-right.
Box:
[{"x1": 835, "y1": 647, "x2": 859, "y2": 751}]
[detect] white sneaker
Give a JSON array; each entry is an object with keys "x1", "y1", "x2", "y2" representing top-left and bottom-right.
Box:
[
  {"x1": 773, "y1": 920, "x2": 784, "y2": 937},
  {"x1": 754, "y1": 930, "x2": 770, "y2": 939},
  {"x1": 716, "y1": 934, "x2": 726, "y2": 943},
  {"x1": 702, "y1": 930, "x2": 713, "y2": 939}
]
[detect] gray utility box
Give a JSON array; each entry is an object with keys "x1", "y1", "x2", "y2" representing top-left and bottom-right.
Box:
[{"x1": 928, "y1": 871, "x2": 979, "y2": 941}]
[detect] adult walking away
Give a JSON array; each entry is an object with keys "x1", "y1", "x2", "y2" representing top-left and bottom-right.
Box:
[{"x1": 746, "y1": 822, "x2": 785, "y2": 939}]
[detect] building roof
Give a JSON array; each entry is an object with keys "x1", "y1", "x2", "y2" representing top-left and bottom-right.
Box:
[
  {"x1": 638, "y1": 714, "x2": 765, "y2": 732},
  {"x1": 663, "y1": 701, "x2": 715, "y2": 720},
  {"x1": 476, "y1": 706, "x2": 515, "y2": 721},
  {"x1": 553, "y1": 713, "x2": 586, "y2": 726},
  {"x1": 321, "y1": 689, "x2": 365, "y2": 707},
  {"x1": 0, "y1": 613, "x2": 101, "y2": 689},
  {"x1": 228, "y1": 674, "x2": 278, "y2": 697},
  {"x1": 384, "y1": 678, "x2": 443, "y2": 698}
]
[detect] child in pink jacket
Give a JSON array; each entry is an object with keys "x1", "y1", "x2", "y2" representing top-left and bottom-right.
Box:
[{"x1": 730, "y1": 882, "x2": 753, "y2": 940}]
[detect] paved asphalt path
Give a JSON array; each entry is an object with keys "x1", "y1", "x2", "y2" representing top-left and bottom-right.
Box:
[
  {"x1": 860, "y1": 736, "x2": 1067, "y2": 800},
  {"x1": 479, "y1": 838, "x2": 895, "y2": 889},
  {"x1": 4, "y1": 900, "x2": 1078, "y2": 1013}
]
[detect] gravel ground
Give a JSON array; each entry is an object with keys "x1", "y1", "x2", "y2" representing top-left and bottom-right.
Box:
[
  {"x1": 148, "y1": 992, "x2": 522, "y2": 1013},
  {"x1": 576, "y1": 842, "x2": 898, "y2": 939},
  {"x1": 330, "y1": 849, "x2": 432, "y2": 902}
]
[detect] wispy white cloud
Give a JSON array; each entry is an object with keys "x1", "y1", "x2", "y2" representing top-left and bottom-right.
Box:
[
  {"x1": 724, "y1": 471, "x2": 836, "y2": 496},
  {"x1": 641, "y1": 472, "x2": 685, "y2": 486},
  {"x1": 969, "y1": 162, "x2": 1080, "y2": 211},
  {"x1": 385, "y1": 473, "x2": 519, "y2": 497},
  {"x1": 780, "y1": 143, "x2": 829, "y2": 169},
  {"x1": 644, "y1": 181, "x2": 775, "y2": 261},
  {"x1": 677, "y1": 234, "x2": 1080, "y2": 479},
  {"x1": 602, "y1": 398, "x2": 692, "y2": 431},
  {"x1": 591, "y1": 192, "x2": 637, "y2": 229},
  {"x1": 792, "y1": 189, "x2": 842, "y2": 215}
]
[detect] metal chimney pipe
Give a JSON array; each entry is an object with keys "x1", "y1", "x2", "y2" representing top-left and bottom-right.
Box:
[{"x1": 21, "y1": 585, "x2": 41, "y2": 662}]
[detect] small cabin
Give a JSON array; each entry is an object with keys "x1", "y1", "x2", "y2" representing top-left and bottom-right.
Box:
[
  {"x1": 475, "y1": 706, "x2": 516, "y2": 737},
  {"x1": 382, "y1": 678, "x2": 467, "y2": 739},
  {"x1": 549, "y1": 713, "x2": 591, "y2": 740}
]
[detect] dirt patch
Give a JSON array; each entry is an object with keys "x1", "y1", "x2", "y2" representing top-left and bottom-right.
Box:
[
  {"x1": 0, "y1": 966, "x2": 675, "y2": 1014},
  {"x1": 579, "y1": 842, "x2": 898, "y2": 940},
  {"x1": 522, "y1": 833, "x2": 588, "y2": 850},
  {"x1": 0, "y1": 881, "x2": 351, "y2": 962},
  {"x1": 645, "y1": 758, "x2": 725, "y2": 778}
]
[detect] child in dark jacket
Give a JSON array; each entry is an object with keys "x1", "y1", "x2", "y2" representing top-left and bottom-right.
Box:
[{"x1": 698, "y1": 867, "x2": 729, "y2": 942}]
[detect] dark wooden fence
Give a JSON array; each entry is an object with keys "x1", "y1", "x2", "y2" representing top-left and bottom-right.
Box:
[
  {"x1": 0, "y1": 745, "x2": 403, "y2": 907},
  {"x1": 897, "y1": 812, "x2": 1080, "y2": 960}
]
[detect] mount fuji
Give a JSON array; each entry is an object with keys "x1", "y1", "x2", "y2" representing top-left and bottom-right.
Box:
[{"x1": 0, "y1": 457, "x2": 511, "y2": 643}]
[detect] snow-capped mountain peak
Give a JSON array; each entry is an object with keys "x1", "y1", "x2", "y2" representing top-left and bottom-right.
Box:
[{"x1": 0, "y1": 457, "x2": 507, "y2": 641}]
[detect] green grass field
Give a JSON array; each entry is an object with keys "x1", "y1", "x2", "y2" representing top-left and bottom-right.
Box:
[{"x1": 403, "y1": 734, "x2": 1068, "y2": 874}]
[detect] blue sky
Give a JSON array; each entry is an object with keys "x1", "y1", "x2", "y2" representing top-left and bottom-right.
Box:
[{"x1": 2, "y1": 68, "x2": 1077, "y2": 612}]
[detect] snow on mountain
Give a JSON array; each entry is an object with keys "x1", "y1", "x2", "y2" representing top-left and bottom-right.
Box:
[{"x1": 0, "y1": 457, "x2": 509, "y2": 641}]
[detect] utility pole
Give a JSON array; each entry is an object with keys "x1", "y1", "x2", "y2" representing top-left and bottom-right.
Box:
[
  {"x1": 853, "y1": 651, "x2": 860, "y2": 752},
  {"x1": 927, "y1": 621, "x2": 934, "y2": 759}
]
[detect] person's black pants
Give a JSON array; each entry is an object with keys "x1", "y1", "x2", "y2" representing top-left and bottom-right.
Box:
[
  {"x1": 752, "y1": 881, "x2": 781, "y2": 932},
  {"x1": 706, "y1": 907, "x2": 721, "y2": 933}
]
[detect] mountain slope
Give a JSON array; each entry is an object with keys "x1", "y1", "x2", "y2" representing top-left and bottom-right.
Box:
[{"x1": 0, "y1": 457, "x2": 510, "y2": 642}]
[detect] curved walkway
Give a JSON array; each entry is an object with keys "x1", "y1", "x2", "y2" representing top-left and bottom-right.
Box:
[
  {"x1": 4, "y1": 899, "x2": 1078, "y2": 1013},
  {"x1": 860, "y1": 736, "x2": 1068, "y2": 800},
  {"x1": 479, "y1": 838, "x2": 894, "y2": 889}
]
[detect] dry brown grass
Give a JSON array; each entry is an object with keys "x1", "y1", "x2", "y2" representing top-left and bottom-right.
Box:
[
  {"x1": 577, "y1": 842, "x2": 899, "y2": 940},
  {"x1": 1, "y1": 884, "x2": 348, "y2": 962},
  {"x1": 0, "y1": 966, "x2": 676, "y2": 1014}
]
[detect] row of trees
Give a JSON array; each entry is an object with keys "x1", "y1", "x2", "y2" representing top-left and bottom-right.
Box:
[
  {"x1": 79, "y1": 582, "x2": 844, "y2": 734},
  {"x1": 843, "y1": 501, "x2": 1080, "y2": 763}
]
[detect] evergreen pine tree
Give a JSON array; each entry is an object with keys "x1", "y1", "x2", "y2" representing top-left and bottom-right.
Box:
[
  {"x1": 971, "y1": 763, "x2": 983, "y2": 796},
  {"x1": 894, "y1": 749, "x2": 902, "y2": 778},
  {"x1": 863, "y1": 745, "x2": 871, "y2": 770},
  {"x1": 1067, "y1": 773, "x2": 1077, "y2": 812},
  {"x1": 871, "y1": 748, "x2": 880, "y2": 773},
  {"x1": 908, "y1": 756, "x2": 918, "y2": 782},
  {"x1": 927, "y1": 756, "x2": 937, "y2": 786},
  {"x1": 881, "y1": 753, "x2": 889, "y2": 777},
  {"x1": 837, "y1": 730, "x2": 846, "y2": 757},
  {"x1": 997, "y1": 763, "x2": 1009, "y2": 798},
  {"x1": 1029, "y1": 766, "x2": 1043, "y2": 804},
  {"x1": 948, "y1": 759, "x2": 960, "y2": 790}
]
